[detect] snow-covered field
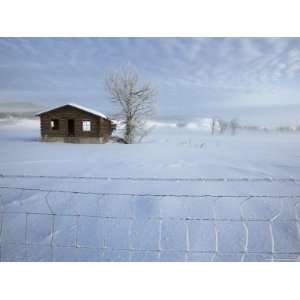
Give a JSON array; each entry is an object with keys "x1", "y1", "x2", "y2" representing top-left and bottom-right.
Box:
[{"x1": 0, "y1": 118, "x2": 300, "y2": 261}]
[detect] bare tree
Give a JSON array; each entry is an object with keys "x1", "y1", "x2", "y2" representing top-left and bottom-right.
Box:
[
  {"x1": 218, "y1": 118, "x2": 228, "y2": 134},
  {"x1": 211, "y1": 117, "x2": 217, "y2": 135},
  {"x1": 106, "y1": 67, "x2": 156, "y2": 144},
  {"x1": 229, "y1": 118, "x2": 239, "y2": 135}
]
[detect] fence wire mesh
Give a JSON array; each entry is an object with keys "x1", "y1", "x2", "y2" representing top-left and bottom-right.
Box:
[{"x1": 0, "y1": 177, "x2": 300, "y2": 262}]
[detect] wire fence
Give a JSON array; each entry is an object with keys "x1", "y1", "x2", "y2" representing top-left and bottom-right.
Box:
[
  {"x1": 1, "y1": 185, "x2": 300, "y2": 198},
  {"x1": 1, "y1": 173, "x2": 300, "y2": 182},
  {"x1": 0, "y1": 178, "x2": 300, "y2": 262}
]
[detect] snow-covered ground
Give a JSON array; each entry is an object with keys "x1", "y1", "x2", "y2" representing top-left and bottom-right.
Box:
[{"x1": 0, "y1": 118, "x2": 300, "y2": 261}]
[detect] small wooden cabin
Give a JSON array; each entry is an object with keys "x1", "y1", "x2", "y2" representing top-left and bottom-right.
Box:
[{"x1": 36, "y1": 103, "x2": 116, "y2": 143}]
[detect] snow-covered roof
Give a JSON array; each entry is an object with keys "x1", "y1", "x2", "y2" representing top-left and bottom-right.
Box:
[{"x1": 35, "y1": 103, "x2": 110, "y2": 120}]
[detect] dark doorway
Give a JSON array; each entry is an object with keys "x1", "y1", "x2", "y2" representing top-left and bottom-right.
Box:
[{"x1": 68, "y1": 119, "x2": 75, "y2": 136}]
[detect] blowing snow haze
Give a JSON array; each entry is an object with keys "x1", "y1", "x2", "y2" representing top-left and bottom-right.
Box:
[{"x1": 1, "y1": 37, "x2": 300, "y2": 126}]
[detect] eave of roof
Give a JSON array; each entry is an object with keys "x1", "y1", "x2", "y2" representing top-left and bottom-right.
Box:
[{"x1": 35, "y1": 103, "x2": 110, "y2": 120}]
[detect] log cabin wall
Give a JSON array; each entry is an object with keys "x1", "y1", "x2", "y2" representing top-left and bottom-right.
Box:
[{"x1": 39, "y1": 105, "x2": 114, "y2": 143}]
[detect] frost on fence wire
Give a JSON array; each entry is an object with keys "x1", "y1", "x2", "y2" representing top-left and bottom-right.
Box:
[
  {"x1": 1, "y1": 173, "x2": 300, "y2": 182},
  {"x1": 0, "y1": 187, "x2": 300, "y2": 262}
]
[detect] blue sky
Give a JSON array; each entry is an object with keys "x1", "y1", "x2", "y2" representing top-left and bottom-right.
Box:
[{"x1": 1, "y1": 37, "x2": 300, "y2": 125}]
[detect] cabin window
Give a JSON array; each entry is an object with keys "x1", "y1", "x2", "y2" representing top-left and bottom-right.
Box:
[
  {"x1": 51, "y1": 119, "x2": 59, "y2": 130},
  {"x1": 82, "y1": 120, "x2": 91, "y2": 132}
]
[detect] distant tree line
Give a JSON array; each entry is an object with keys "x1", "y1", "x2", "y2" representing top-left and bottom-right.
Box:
[
  {"x1": 0, "y1": 111, "x2": 37, "y2": 119},
  {"x1": 210, "y1": 118, "x2": 239, "y2": 135},
  {"x1": 209, "y1": 118, "x2": 300, "y2": 135}
]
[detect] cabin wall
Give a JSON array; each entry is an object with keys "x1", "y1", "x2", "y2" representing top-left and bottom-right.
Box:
[
  {"x1": 39, "y1": 105, "x2": 114, "y2": 143},
  {"x1": 99, "y1": 118, "x2": 115, "y2": 142}
]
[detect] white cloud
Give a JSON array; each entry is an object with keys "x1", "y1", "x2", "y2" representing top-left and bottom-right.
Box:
[{"x1": 1, "y1": 37, "x2": 300, "y2": 123}]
